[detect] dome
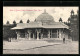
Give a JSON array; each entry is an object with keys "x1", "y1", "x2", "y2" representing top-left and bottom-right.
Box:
[{"x1": 36, "y1": 9, "x2": 55, "y2": 24}]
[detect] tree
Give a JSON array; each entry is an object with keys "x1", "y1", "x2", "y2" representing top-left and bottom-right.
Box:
[
  {"x1": 27, "y1": 19, "x2": 30, "y2": 23},
  {"x1": 64, "y1": 22, "x2": 66, "y2": 24},
  {"x1": 13, "y1": 20, "x2": 16, "y2": 24},
  {"x1": 67, "y1": 22, "x2": 70, "y2": 26},
  {"x1": 6, "y1": 21, "x2": 10, "y2": 24},
  {"x1": 59, "y1": 18, "x2": 62, "y2": 22},
  {"x1": 68, "y1": 17, "x2": 71, "y2": 23},
  {"x1": 19, "y1": 20, "x2": 23, "y2": 23}
]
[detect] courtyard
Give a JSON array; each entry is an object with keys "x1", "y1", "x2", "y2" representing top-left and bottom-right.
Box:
[{"x1": 3, "y1": 40, "x2": 79, "y2": 54}]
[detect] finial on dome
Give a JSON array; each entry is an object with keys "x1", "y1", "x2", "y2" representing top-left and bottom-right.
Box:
[{"x1": 44, "y1": 9, "x2": 46, "y2": 13}]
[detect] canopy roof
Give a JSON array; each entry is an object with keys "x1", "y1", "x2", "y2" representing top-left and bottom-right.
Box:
[
  {"x1": 11, "y1": 22, "x2": 43, "y2": 29},
  {"x1": 11, "y1": 22, "x2": 69, "y2": 30}
]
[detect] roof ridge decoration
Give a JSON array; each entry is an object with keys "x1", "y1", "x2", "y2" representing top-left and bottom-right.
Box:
[
  {"x1": 44, "y1": 9, "x2": 46, "y2": 13},
  {"x1": 71, "y1": 9, "x2": 74, "y2": 13}
]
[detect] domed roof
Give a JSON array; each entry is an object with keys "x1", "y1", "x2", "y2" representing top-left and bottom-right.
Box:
[{"x1": 36, "y1": 9, "x2": 55, "y2": 24}]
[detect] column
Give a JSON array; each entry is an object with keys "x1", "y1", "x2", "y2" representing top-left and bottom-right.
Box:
[
  {"x1": 41, "y1": 34, "x2": 43, "y2": 39},
  {"x1": 17, "y1": 33, "x2": 19, "y2": 40},
  {"x1": 27, "y1": 33, "x2": 29, "y2": 39},
  {"x1": 36, "y1": 29, "x2": 41, "y2": 40},
  {"x1": 57, "y1": 29, "x2": 58, "y2": 38},
  {"x1": 62, "y1": 29, "x2": 64, "y2": 38},
  {"x1": 37, "y1": 32, "x2": 39, "y2": 40},
  {"x1": 63, "y1": 31, "x2": 65, "y2": 39},
  {"x1": 28, "y1": 32, "x2": 31, "y2": 40},
  {"x1": 37, "y1": 29, "x2": 41, "y2": 40},
  {"x1": 51, "y1": 29, "x2": 52, "y2": 38},
  {"x1": 16, "y1": 31, "x2": 20, "y2": 40},
  {"x1": 29, "y1": 32, "x2": 31, "y2": 40},
  {"x1": 28, "y1": 30, "x2": 31, "y2": 40},
  {"x1": 59, "y1": 29, "x2": 61, "y2": 39},
  {"x1": 48, "y1": 29, "x2": 50, "y2": 38},
  {"x1": 63, "y1": 29, "x2": 65, "y2": 39},
  {"x1": 66, "y1": 30, "x2": 68, "y2": 39},
  {"x1": 50, "y1": 29, "x2": 51, "y2": 38},
  {"x1": 62, "y1": 30, "x2": 63, "y2": 38},
  {"x1": 25, "y1": 31, "x2": 27, "y2": 39}
]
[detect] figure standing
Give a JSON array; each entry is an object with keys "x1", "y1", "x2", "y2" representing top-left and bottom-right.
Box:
[{"x1": 63, "y1": 38, "x2": 65, "y2": 43}]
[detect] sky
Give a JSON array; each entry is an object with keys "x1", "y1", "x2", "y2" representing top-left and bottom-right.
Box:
[{"x1": 3, "y1": 7, "x2": 78, "y2": 24}]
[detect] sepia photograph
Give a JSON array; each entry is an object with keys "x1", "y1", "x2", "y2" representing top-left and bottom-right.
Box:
[{"x1": 3, "y1": 6, "x2": 79, "y2": 54}]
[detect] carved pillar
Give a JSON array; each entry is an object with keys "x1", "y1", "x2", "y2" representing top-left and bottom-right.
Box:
[
  {"x1": 37, "y1": 32, "x2": 39, "y2": 40},
  {"x1": 41, "y1": 33, "x2": 43, "y2": 39},
  {"x1": 29, "y1": 32, "x2": 31, "y2": 40},
  {"x1": 27, "y1": 33, "x2": 29, "y2": 39},
  {"x1": 17, "y1": 33, "x2": 19, "y2": 40},
  {"x1": 62, "y1": 30, "x2": 63, "y2": 38},
  {"x1": 36, "y1": 29, "x2": 41, "y2": 40},
  {"x1": 51, "y1": 29, "x2": 52, "y2": 38},
  {"x1": 27, "y1": 29, "x2": 31, "y2": 40},
  {"x1": 16, "y1": 31, "x2": 20, "y2": 40},
  {"x1": 63, "y1": 29, "x2": 65, "y2": 39},
  {"x1": 25, "y1": 31, "x2": 27, "y2": 39},
  {"x1": 59, "y1": 29, "x2": 61, "y2": 39},
  {"x1": 48, "y1": 29, "x2": 50, "y2": 38},
  {"x1": 57, "y1": 29, "x2": 58, "y2": 38}
]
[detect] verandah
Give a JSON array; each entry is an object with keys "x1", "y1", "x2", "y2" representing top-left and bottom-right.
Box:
[{"x1": 15, "y1": 28, "x2": 67, "y2": 40}]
